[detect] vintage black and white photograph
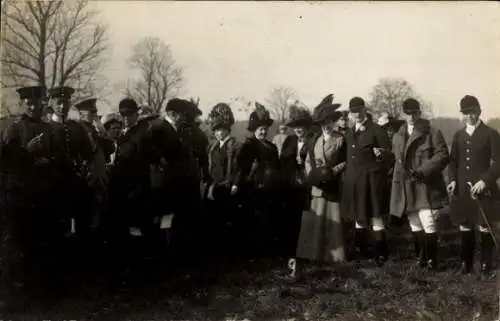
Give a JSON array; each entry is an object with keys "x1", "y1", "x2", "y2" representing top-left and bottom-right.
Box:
[{"x1": 1, "y1": 1, "x2": 500, "y2": 320}]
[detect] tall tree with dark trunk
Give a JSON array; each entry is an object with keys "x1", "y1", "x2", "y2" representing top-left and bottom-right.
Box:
[
  {"x1": 1, "y1": 0, "x2": 109, "y2": 116},
  {"x1": 265, "y1": 86, "x2": 299, "y2": 123},
  {"x1": 124, "y1": 37, "x2": 184, "y2": 113},
  {"x1": 368, "y1": 78, "x2": 433, "y2": 119}
]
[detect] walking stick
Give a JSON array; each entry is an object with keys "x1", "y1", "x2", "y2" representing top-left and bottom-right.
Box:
[{"x1": 466, "y1": 182, "x2": 500, "y2": 321}]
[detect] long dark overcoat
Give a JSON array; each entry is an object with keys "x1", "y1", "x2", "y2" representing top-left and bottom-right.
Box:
[
  {"x1": 341, "y1": 119, "x2": 393, "y2": 226},
  {"x1": 448, "y1": 122, "x2": 500, "y2": 226},
  {"x1": 390, "y1": 119, "x2": 449, "y2": 218}
]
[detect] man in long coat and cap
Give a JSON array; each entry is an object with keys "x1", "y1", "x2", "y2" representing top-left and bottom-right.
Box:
[
  {"x1": 143, "y1": 98, "x2": 202, "y2": 268},
  {"x1": 389, "y1": 98, "x2": 449, "y2": 270},
  {"x1": 341, "y1": 97, "x2": 393, "y2": 266},
  {"x1": 448, "y1": 95, "x2": 500, "y2": 277},
  {"x1": 0, "y1": 86, "x2": 53, "y2": 308}
]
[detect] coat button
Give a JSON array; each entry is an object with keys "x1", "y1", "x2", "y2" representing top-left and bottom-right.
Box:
[
  {"x1": 466, "y1": 149, "x2": 470, "y2": 153},
  {"x1": 466, "y1": 141, "x2": 470, "y2": 144},
  {"x1": 352, "y1": 156, "x2": 356, "y2": 159},
  {"x1": 466, "y1": 157, "x2": 470, "y2": 161},
  {"x1": 352, "y1": 144, "x2": 356, "y2": 148},
  {"x1": 466, "y1": 166, "x2": 470, "y2": 170}
]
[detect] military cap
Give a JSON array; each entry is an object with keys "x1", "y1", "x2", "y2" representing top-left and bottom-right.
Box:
[
  {"x1": 75, "y1": 98, "x2": 98, "y2": 113},
  {"x1": 16, "y1": 86, "x2": 46, "y2": 100},
  {"x1": 348, "y1": 97, "x2": 366, "y2": 112},
  {"x1": 119, "y1": 98, "x2": 139, "y2": 114},
  {"x1": 402, "y1": 98, "x2": 421, "y2": 115},
  {"x1": 460, "y1": 95, "x2": 481, "y2": 114},
  {"x1": 48, "y1": 86, "x2": 75, "y2": 99}
]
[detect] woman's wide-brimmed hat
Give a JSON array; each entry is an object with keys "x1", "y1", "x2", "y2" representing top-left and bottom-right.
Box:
[
  {"x1": 285, "y1": 105, "x2": 313, "y2": 128},
  {"x1": 207, "y1": 102, "x2": 235, "y2": 131},
  {"x1": 247, "y1": 102, "x2": 274, "y2": 132},
  {"x1": 312, "y1": 94, "x2": 342, "y2": 125}
]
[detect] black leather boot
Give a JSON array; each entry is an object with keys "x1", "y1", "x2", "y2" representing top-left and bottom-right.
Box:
[
  {"x1": 354, "y1": 228, "x2": 372, "y2": 260},
  {"x1": 425, "y1": 233, "x2": 438, "y2": 270},
  {"x1": 480, "y1": 232, "x2": 494, "y2": 277},
  {"x1": 373, "y1": 230, "x2": 389, "y2": 266},
  {"x1": 459, "y1": 230, "x2": 475, "y2": 274},
  {"x1": 413, "y1": 231, "x2": 426, "y2": 267}
]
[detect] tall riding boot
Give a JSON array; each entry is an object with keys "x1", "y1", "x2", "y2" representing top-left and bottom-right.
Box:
[
  {"x1": 373, "y1": 230, "x2": 389, "y2": 266},
  {"x1": 412, "y1": 231, "x2": 426, "y2": 267},
  {"x1": 354, "y1": 228, "x2": 371, "y2": 260},
  {"x1": 459, "y1": 230, "x2": 475, "y2": 274},
  {"x1": 480, "y1": 232, "x2": 494, "y2": 276},
  {"x1": 425, "y1": 233, "x2": 438, "y2": 270}
]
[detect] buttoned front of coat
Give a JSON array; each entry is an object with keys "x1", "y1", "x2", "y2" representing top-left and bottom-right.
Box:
[{"x1": 389, "y1": 119, "x2": 449, "y2": 217}]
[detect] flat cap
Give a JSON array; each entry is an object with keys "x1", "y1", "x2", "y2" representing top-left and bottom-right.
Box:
[{"x1": 48, "y1": 86, "x2": 75, "y2": 99}]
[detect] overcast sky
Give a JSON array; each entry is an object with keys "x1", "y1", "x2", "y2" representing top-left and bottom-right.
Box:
[{"x1": 92, "y1": 1, "x2": 500, "y2": 120}]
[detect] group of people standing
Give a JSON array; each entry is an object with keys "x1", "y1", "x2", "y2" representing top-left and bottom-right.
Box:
[{"x1": 1, "y1": 84, "x2": 499, "y2": 308}]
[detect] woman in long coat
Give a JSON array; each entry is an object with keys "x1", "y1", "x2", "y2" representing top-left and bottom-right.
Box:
[
  {"x1": 233, "y1": 103, "x2": 281, "y2": 258},
  {"x1": 279, "y1": 105, "x2": 314, "y2": 257},
  {"x1": 390, "y1": 99, "x2": 449, "y2": 270},
  {"x1": 293, "y1": 95, "x2": 347, "y2": 269},
  {"x1": 204, "y1": 103, "x2": 241, "y2": 258}
]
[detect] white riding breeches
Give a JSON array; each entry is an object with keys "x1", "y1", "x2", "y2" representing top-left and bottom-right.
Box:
[{"x1": 408, "y1": 209, "x2": 438, "y2": 234}]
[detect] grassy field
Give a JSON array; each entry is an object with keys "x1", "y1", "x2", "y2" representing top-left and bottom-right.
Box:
[{"x1": 2, "y1": 216, "x2": 500, "y2": 321}]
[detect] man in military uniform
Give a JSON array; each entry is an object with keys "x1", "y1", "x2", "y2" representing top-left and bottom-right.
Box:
[
  {"x1": 0, "y1": 86, "x2": 53, "y2": 307},
  {"x1": 448, "y1": 95, "x2": 500, "y2": 276},
  {"x1": 47, "y1": 87, "x2": 94, "y2": 241},
  {"x1": 341, "y1": 97, "x2": 393, "y2": 266}
]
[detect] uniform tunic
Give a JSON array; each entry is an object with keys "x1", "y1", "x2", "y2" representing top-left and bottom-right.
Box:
[
  {"x1": 341, "y1": 119, "x2": 392, "y2": 226},
  {"x1": 49, "y1": 119, "x2": 94, "y2": 234},
  {"x1": 448, "y1": 122, "x2": 500, "y2": 226},
  {"x1": 296, "y1": 132, "x2": 346, "y2": 262},
  {"x1": 0, "y1": 114, "x2": 53, "y2": 297}
]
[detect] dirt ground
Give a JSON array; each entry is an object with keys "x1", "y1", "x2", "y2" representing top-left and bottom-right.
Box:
[{"x1": 2, "y1": 229, "x2": 499, "y2": 321}]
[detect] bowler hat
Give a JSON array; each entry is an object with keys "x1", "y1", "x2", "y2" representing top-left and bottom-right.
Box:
[
  {"x1": 460, "y1": 95, "x2": 481, "y2": 114},
  {"x1": 119, "y1": 98, "x2": 139, "y2": 114},
  {"x1": 348, "y1": 97, "x2": 366, "y2": 112},
  {"x1": 402, "y1": 98, "x2": 421, "y2": 115}
]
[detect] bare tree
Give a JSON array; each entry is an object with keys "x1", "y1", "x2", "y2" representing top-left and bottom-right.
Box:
[
  {"x1": 124, "y1": 37, "x2": 184, "y2": 113},
  {"x1": 1, "y1": 0, "x2": 109, "y2": 115},
  {"x1": 265, "y1": 86, "x2": 298, "y2": 123},
  {"x1": 368, "y1": 78, "x2": 433, "y2": 119}
]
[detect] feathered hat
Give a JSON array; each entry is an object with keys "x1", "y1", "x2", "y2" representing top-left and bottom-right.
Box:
[
  {"x1": 207, "y1": 102, "x2": 235, "y2": 131},
  {"x1": 285, "y1": 105, "x2": 312, "y2": 128},
  {"x1": 312, "y1": 94, "x2": 342, "y2": 125},
  {"x1": 247, "y1": 102, "x2": 273, "y2": 132}
]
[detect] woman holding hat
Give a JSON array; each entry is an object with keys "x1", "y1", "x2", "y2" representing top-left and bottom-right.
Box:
[
  {"x1": 279, "y1": 105, "x2": 314, "y2": 257},
  {"x1": 233, "y1": 102, "x2": 281, "y2": 257},
  {"x1": 390, "y1": 98, "x2": 449, "y2": 270},
  {"x1": 204, "y1": 103, "x2": 242, "y2": 258},
  {"x1": 293, "y1": 94, "x2": 347, "y2": 269},
  {"x1": 448, "y1": 95, "x2": 500, "y2": 276}
]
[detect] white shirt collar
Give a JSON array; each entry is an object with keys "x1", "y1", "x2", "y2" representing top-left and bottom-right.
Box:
[
  {"x1": 465, "y1": 120, "x2": 482, "y2": 135},
  {"x1": 164, "y1": 115, "x2": 177, "y2": 131},
  {"x1": 218, "y1": 135, "x2": 231, "y2": 147},
  {"x1": 355, "y1": 118, "x2": 367, "y2": 130},
  {"x1": 51, "y1": 114, "x2": 63, "y2": 123},
  {"x1": 407, "y1": 123, "x2": 414, "y2": 135}
]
